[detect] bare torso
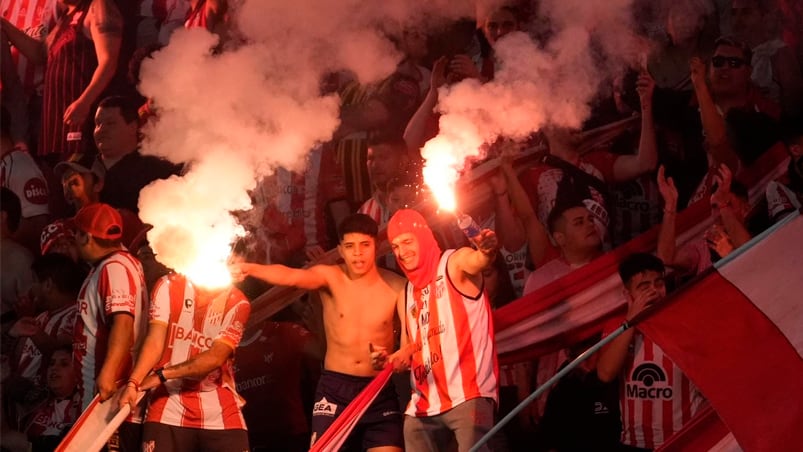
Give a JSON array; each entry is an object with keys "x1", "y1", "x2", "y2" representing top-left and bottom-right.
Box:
[{"x1": 319, "y1": 266, "x2": 405, "y2": 377}]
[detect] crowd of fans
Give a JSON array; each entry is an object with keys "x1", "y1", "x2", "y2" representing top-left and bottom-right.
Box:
[{"x1": 1, "y1": 0, "x2": 802, "y2": 450}]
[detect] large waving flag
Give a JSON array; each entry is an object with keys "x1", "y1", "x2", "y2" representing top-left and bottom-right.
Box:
[{"x1": 644, "y1": 214, "x2": 803, "y2": 452}]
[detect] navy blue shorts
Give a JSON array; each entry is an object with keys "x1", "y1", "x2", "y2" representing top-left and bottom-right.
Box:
[{"x1": 311, "y1": 369, "x2": 403, "y2": 451}]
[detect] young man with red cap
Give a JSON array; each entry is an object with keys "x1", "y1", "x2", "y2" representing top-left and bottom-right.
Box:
[
  {"x1": 72, "y1": 202, "x2": 148, "y2": 450},
  {"x1": 376, "y1": 209, "x2": 500, "y2": 452}
]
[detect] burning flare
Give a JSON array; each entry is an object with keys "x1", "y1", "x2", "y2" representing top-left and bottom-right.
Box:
[
  {"x1": 138, "y1": 153, "x2": 253, "y2": 290},
  {"x1": 421, "y1": 135, "x2": 466, "y2": 212}
]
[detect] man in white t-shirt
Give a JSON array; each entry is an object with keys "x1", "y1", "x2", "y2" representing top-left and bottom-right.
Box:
[{"x1": 1, "y1": 114, "x2": 50, "y2": 253}]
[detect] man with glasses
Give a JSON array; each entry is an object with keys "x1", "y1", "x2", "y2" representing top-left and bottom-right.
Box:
[{"x1": 686, "y1": 36, "x2": 781, "y2": 203}]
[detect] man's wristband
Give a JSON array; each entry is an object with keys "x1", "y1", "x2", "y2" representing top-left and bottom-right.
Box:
[
  {"x1": 154, "y1": 367, "x2": 167, "y2": 384},
  {"x1": 126, "y1": 378, "x2": 140, "y2": 392}
]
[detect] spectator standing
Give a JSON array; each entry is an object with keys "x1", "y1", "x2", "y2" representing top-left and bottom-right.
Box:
[
  {"x1": 72, "y1": 202, "x2": 147, "y2": 450},
  {"x1": 94, "y1": 96, "x2": 182, "y2": 214},
  {"x1": 118, "y1": 273, "x2": 251, "y2": 452},
  {"x1": 379, "y1": 209, "x2": 500, "y2": 452},
  {"x1": 518, "y1": 73, "x2": 658, "y2": 247},
  {"x1": 1, "y1": 0, "x2": 59, "y2": 151},
  {"x1": 1, "y1": 0, "x2": 123, "y2": 162},
  {"x1": 233, "y1": 214, "x2": 407, "y2": 452},
  {"x1": 1, "y1": 188, "x2": 34, "y2": 322},
  {"x1": 731, "y1": 0, "x2": 803, "y2": 117},
  {"x1": 596, "y1": 254, "x2": 706, "y2": 451},
  {"x1": 358, "y1": 137, "x2": 410, "y2": 226},
  {"x1": 1, "y1": 112, "x2": 50, "y2": 253}
]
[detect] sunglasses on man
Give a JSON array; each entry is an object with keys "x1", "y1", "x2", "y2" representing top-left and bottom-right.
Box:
[{"x1": 711, "y1": 56, "x2": 748, "y2": 69}]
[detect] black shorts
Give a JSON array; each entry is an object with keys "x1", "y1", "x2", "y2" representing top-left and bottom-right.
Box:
[
  {"x1": 311, "y1": 370, "x2": 403, "y2": 451},
  {"x1": 141, "y1": 422, "x2": 249, "y2": 452}
]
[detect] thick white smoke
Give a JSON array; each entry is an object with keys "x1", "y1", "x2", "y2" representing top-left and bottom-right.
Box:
[
  {"x1": 423, "y1": 0, "x2": 647, "y2": 209},
  {"x1": 136, "y1": 0, "x2": 475, "y2": 286}
]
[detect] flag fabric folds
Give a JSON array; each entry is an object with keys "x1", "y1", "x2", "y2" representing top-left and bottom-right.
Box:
[
  {"x1": 644, "y1": 215, "x2": 803, "y2": 452},
  {"x1": 309, "y1": 366, "x2": 394, "y2": 452}
]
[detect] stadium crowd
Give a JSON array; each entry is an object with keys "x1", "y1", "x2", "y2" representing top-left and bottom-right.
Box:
[{"x1": 1, "y1": 0, "x2": 802, "y2": 450}]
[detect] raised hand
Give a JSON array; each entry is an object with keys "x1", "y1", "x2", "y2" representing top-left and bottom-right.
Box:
[
  {"x1": 431, "y1": 56, "x2": 448, "y2": 90},
  {"x1": 656, "y1": 165, "x2": 678, "y2": 213},
  {"x1": 710, "y1": 163, "x2": 733, "y2": 209},
  {"x1": 636, "y1": 72, "x2": 656, "y2": 111},
  {"x1": 447, "y1": 54, "x2": 481, "y2": 82},
  {"x1": 474, "y1": 229, "x2": 499, "y2": 256},
  {"x1": 690, "y1": 57, "x2": 707, "y2": 88}
]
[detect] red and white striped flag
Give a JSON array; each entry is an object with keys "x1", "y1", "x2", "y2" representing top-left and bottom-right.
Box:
[
  {"x1": 309, "y1": 366, "x2": 394, "y2": 452},
  {"x1": 645, "y1": 214, "x2": 803, "y2": 452}
]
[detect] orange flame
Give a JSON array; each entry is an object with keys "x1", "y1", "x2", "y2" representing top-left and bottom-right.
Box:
[{"x1": 421, "y1": 136, "x2": 462, "y2": 212}]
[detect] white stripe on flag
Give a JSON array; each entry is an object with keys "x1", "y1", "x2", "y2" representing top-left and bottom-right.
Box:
[
  {"x1": 717, "y1": 214, "x2": 803, "y2": 359},
  {"x1": 708, "y1": 433, "x2": 742, "y2": 452}
]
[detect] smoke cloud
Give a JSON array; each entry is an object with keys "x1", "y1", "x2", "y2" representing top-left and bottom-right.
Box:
[
  {"x1": 422, "y1": 0, "x2": 647, "y2": 207},
  {"x1": 136, "y1": 0, "x2": 475, "y2": 284}
]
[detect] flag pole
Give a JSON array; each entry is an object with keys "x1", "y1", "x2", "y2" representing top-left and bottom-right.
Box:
[{"x1": 470, "y1": 319, "x2": 640, "y2": 452}]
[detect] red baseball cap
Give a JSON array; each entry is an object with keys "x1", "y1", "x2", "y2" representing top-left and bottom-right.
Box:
[
  {"x1": 72, "y1": 203, "x2": 124, "y2": 240},
  {"x1": 40, "y1": 219, "x2": 75, "y2": 255}
]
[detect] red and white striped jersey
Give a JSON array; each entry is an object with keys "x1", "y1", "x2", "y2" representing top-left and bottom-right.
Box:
[
  {"x1": 24, "y1": 391, "x2": 81, "y2": 438},
  {"x1": 358, "y1": 194, "x2": 389, "y2": 226},
  {"x1": 519, "y1": 151, "x2": 617, "y2": 247},
  {"x1": 604, "y1": 319, "x2": 705, "y2": 449},
  {"x1": 74, "y1": 250, "x2": 147, "y2": 410},
  {"x1": 1, "y1": 0, "x2": 58, "y2": 95},
  {"x1": 145, "y1": 274, "x2": 250, "y2": 430},
  {"x1": 17, "y1": 305, "x2": 76, "y2": 385},
  {"x1": 404, "y1": 249, "x2": 499, "y2": 417},
  {"x1": 184, "y1": 0, "x2": 207, "y2": 29}
]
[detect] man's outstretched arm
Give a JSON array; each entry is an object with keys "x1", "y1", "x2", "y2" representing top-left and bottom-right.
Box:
[{"x1": 234, "y1": 263, "x2": 329, "y2": 290}]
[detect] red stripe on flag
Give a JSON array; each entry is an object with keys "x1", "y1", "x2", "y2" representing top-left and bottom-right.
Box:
[
  {"x1": 641, "y1": 271, "x2": 803, "y2": 452},
  {"x1": 309, "y1": 366, "x2": 393, "y2": 452}
]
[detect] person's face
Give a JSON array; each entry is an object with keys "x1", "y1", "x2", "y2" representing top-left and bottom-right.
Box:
[
  {"x1": 553, "y1": 207, "x2": 601, "y2": 252},
  {"x1": 61, "y1": 169, "x2": 99, "y2": 209},
  {"x1": 94, "y1": 106, "x2": 137, "y2": 160},
  {"x1": 626, "y1": 270, "x2": 667, "y2": 303},
  {"x1": 709, "y1": 45, "x2": 752, "y2": 97},
  {"x1": 337, "y1": 232, "x2": 376, "y2": 276},
  {"x1": 387, "y1": 186, "x2": 416, "y2": 215},
  {"x1": 484, "y1": 9, "x2": 518, "y2": 45},
  {"x1": 391, "y1": 232, "x2": 420, "y2": 271},
  {"x1": 731, "y1": 0, "x2": 764, "y2": 37},
  {"x1": 367, "y1": 145, "x2": 403, "y2": 190},
  {"x1": 47, "y1": 350, "x2": 77, "y2": 397}
]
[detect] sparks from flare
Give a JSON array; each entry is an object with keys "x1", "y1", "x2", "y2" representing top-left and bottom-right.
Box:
[{"x1": 421, "y1": 136, "x2": 464, "y2": 212}]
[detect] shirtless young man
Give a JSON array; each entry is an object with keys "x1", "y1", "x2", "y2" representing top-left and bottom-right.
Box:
[{"x1": 234, "y1": 213, "x2": 406, "y2": 452}]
